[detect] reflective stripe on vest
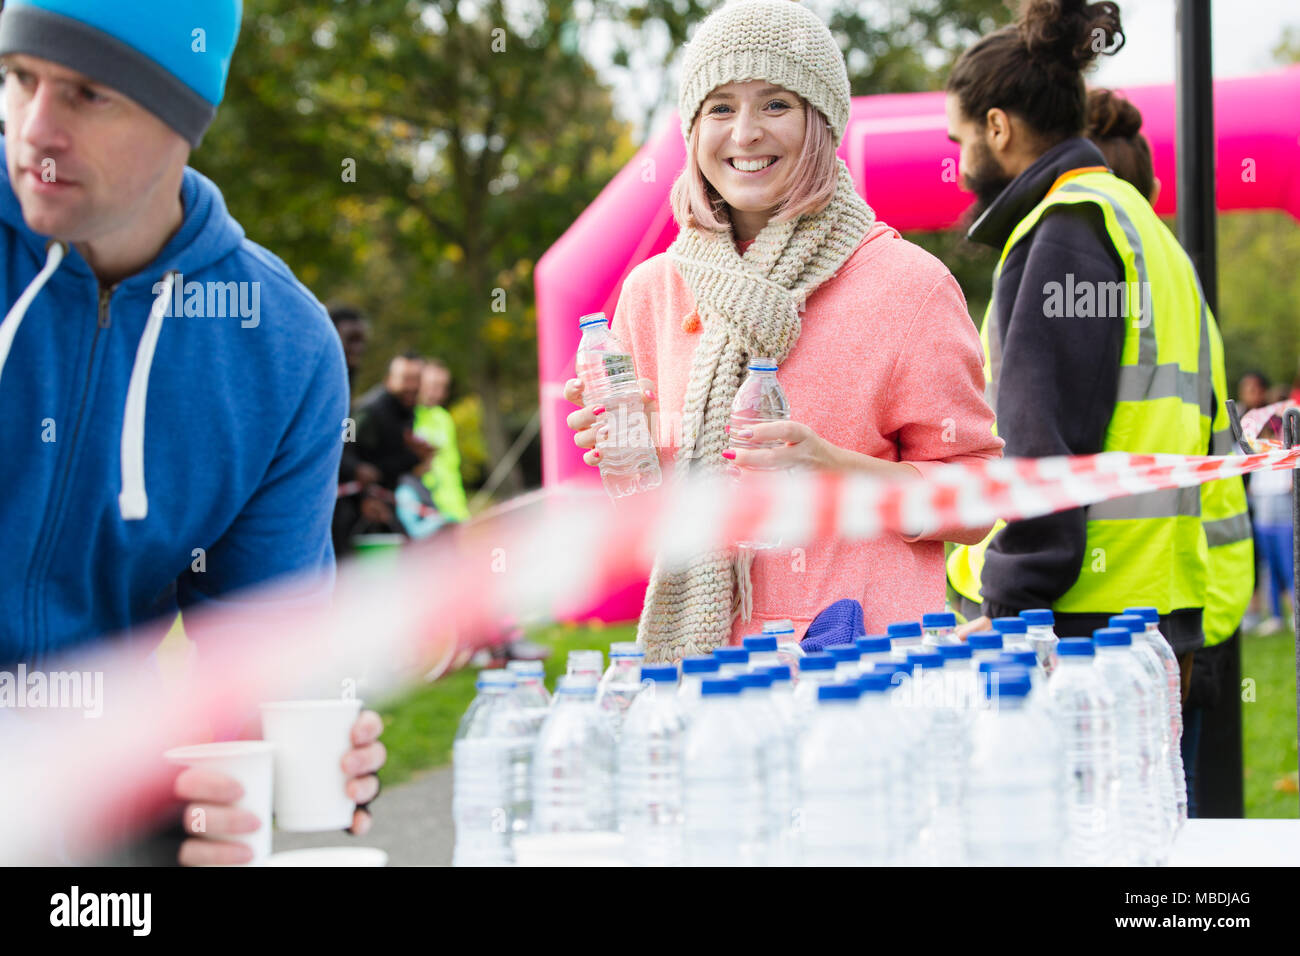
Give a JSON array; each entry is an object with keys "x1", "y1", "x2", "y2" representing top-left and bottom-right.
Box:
[
  {"x1": 947, "y1": 168, "x2": 1213, "y2": 615},
  {"x1": 1200, "y1": 310, "x2": 1254, "y2": 647}
]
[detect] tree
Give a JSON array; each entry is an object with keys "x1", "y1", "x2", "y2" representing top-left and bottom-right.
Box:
[{"x1": 195, "y1": 0, "x2": 636, "y2": 498}]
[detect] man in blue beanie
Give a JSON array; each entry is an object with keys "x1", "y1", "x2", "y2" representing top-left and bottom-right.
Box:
[{"x1": 0, "y1": 0, "x2": 385, "y2": 864}]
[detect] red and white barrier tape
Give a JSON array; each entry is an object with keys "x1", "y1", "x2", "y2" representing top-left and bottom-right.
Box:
[{"x1": 0, "y1": 445, "x2": 1291, "y2": 862}]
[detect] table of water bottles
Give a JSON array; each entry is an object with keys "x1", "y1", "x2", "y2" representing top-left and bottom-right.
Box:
[{"x1": 452, "y1": 615, "x2": 1300, "y2": 867}]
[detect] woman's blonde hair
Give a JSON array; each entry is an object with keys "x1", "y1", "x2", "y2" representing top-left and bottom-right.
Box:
[{"x1": 669, "y1": 100, "x2": 839, "y2": 234}]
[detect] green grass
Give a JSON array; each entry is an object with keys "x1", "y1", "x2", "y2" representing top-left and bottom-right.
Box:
[
  {"x1": 1242, "y1": 626, "x2": 1300, "y2": 818},
  {"x1": 374, "y1": 620, "x2": 635, "y2": 786},
  {"x1": 374, "y1": 619, "x2": 1300, "y2": 817}
]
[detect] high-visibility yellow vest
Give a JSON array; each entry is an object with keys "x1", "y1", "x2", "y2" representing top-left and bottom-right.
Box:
[
  {"x1": 1200, "y1": 314, "x2": 1254, "y2": 646},
  {"x1": 948, "y1": 168, "x2": 1214, "y2": 616}
]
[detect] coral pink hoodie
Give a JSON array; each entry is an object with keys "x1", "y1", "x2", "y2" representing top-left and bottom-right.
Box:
[{"x1": 612, "y1": 221, "x2": 1003, "y2": 644}]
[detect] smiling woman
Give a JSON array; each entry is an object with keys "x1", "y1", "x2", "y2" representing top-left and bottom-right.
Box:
[{"x1": 564, "y1": 0, "x2": 1004, "y2": 662}]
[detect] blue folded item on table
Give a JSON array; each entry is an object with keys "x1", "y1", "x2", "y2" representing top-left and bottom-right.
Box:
[{"x1": 799, "y1": 598, "x2": 865, "y2": 652}]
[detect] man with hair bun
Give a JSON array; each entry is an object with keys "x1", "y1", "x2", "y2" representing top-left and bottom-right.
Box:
[
  {"x1": 1084, "y1": 88, "x2": 1253, "y2": 817},
  {"x1": 945, "y1": 1, "x2": 1224, "y2": 682}
]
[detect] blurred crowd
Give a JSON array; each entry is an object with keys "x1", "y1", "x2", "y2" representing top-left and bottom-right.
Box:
[
  {"x1": 1236, "y1": 369, "x2": 1298, "y2": 634},
  {"x1": 329, "y1": 304, "x2": 470, "y2": 558}
]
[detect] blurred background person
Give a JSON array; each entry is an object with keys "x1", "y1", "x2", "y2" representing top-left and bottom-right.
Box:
[
  {"x1": 355, "y1": 353, "x2": 435, "y2": 491},
  {"x1": 414, "y1": 358, "x2": 470, "y2": 522},
  {"x1": 1237, "y1": 370, "x2": 1271, "y2": 413},
  {"x1": 329, "y1": 303, "x2": 391, "y2": 555}
]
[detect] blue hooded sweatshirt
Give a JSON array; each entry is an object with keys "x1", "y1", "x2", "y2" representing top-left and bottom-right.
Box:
[{"x1": 0, "y1": 137, "x2": 348, "y2": 667}]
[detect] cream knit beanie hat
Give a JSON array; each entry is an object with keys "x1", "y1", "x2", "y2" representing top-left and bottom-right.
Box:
[{"x1": 678, "y1": 0, "x2": 851, "y2": 147}]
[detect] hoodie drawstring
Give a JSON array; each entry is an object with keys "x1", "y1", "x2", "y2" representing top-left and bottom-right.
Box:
[
  {"x1": 0, "y1": 241, "x2": 65, "y2": 388},
  {"x1": 119, "y1": 271, "x2": 178, "y2": 520}
]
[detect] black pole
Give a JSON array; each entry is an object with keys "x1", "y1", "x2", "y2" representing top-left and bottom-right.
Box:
[
  {"x1": 1176, "y1": 0, "x2": 1244, "y2": 818},
  {"x1": 1286, "y1": 409, "x2": 1300, "y2": 818}
]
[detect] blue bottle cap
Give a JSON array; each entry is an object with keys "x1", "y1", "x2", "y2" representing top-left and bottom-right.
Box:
[
  {"x1": 640, "y1": 666, "x2": 679, "y2": 683},
  {"x1": 736, "y1": 672, "x2": 773, "y2": 690},
  {"x1": 906, "y1": 651, "x2": 944, "y2": 669},
  {"x1": 743, "y1": 635, "x2": 778, "y2": 652},
  {"x1": 992, "y1": 617, "x2": 1028, "y2": 635},
  {"x1": 871, "y1": 662, "x2": 909, "y2": 676},
  {"x1": 681, "y1": 656, "x2": 720, "y2": 674},
  {"x1": 967, "y1": 630, "x2": 1004, "y2": 650},
  {"x1": 982, "y1": 667, "x2": 1031, "y2": 699},
  {"x1": 999, "y1": 651, "x2": 1038, "y2": 668},
  {"x1": 763, "y1": 665, "x2": 792, "y2": 682},
  {"x1": 855, "y1": 635, "x2": 891, "y2": 654},
  {"x1": 1021, "y1": 608, "x2": 1055, "y2": 626},
  {"x1": 1124, "y1": 606, "x2": 1159, "y2": 624},
  {"x1": 857, "y1": 672, "x2": 894, "y2": 693},
  {"x1": 936, "y1": 643, "x2": 972, "y2": 660},
  {"x1": 818, "y1": 683, "x2": 862, "y2": 701},
  {"x1": 1093, "y1": 627, "x2": 1132, "y2": 646},
  {"x1": 828, "y1": 645, "x2": 861, "y2": 662},
  {"x1": 922, "y1": 612, "x2": 957, "y2": 629},
  {"x1": 713, "y1": 647, "x2": 750, "y2": 664},
  {"x1": 700, "y1": 678, "x2": 742, "y2": 696},
  {"x1": 1056, "y1": 638, "x2": 1095, "y2": 657},
  {"x1": 977, "y1": 659, "x2": 1021, "y2": 675},
  {"x1": 800, "y1": 652, "x2": 836, "y2": 672},
  {"x1": 887, "y1": 621, "x2": 922, "y2": 639},
  {"x1": 1108, "y1": 614, "x2": 1145, "y2": 633}
]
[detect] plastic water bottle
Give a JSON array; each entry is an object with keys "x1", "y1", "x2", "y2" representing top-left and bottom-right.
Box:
[
  {"x1": 682, "y1": 678, "x2": 766, "y2": 866},
  {"x1": 596, "y1": 641, "x2": 644, "y2": 741},
  {"x1": 617, "y1": 666, "x2": 686, "y2": 866},
  {"x1": 1047, "y1": 638, "x2": 1122, "y2": 866},
  {"x1": 855, "y1": 635, "x2": 893, "y2": 673},
  {"x1": 909, "y1": 650, "x2": 964, "y2": 864},
  {"x1": 1092, "y1": 627, "x2": 1165, "y2": 865},
  {"x1": 761, "y1": 619, "x2": 804, "y2": 674},
  {"x1": 887, "y1": 657, "x2": 937, "y2": 864},
  {"x1": 968, "y1": 630, "x2": 1004, "y2": 667},
  {"x1": 921, "y1": 612, "x2": 959, "y2": 647},
  {"x1": 677, "y1": 656, "x2": 717, "y2": 723},
  {"x1": 963, "y1": 666, "x2": 1065, "y2": 865},
  {"x1": 728, "y1": 357, "x2": 791, "y2": 550},
  {"x1": 736, "y1": 671, "x2": 795, "y2": 865},
  {"x1": 992, "y1": 616, "x2": 1033, "y2": 653},
  {"x1": 713, "y1": 646, "x2": 750, "y2": 678},
  {"x1": 764, "y1": 664, "x2": 797, "y2": 723},
  {"x1": 566, "y1": 648, "x2": 604, "y2": 683},
  {"x1": 828, "y1": 644, "x2": 862, "y2": 681},
  {"x1": 575, "y1": 312, "x2": 662, "y2": 499},
  {"x1": 887, "y1": 620, "x2": 923, "y2": 661},
  {"x1": 1125, "y1": 605, "x2": 1187, "y2": 827},
  {"x1": 507, "y1": 660, "x2": 551, "y2": 733},
  {"x1": 1021, "y1": 608, "x2": 1060, "y2": 675},
  {"x1": 742, "y1": 634, "x2": 781, "y2": 671},
  {"x1": 796, "y1": 683, "x2": 896, "y2": 866},
  {"x1": 505, "y1": 660, "x2": 550, "y2": 834},
  {"x1": 790, "y1": 652, "x2": 837, "y2": 720},
  {"x1": 452, "y1": 670, "x2": 531, "y2": 866},
  {"x1": 531, "y1": 676, "x2": 616, "y2": 834},
  {"x1": 1110, "y1": 614, "x2": 1177, "y2": 842}
]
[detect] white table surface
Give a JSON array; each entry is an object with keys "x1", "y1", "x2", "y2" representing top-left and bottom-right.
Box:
[
  {"x1": 516, "y1": 818, "x2": 1300, "y2": 866},
  {"x1": 1169, "y1": 818, "x2": 1300, "y2": 867}
]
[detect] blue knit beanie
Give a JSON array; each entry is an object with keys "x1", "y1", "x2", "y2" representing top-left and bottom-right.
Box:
[{"x1": 0, "y1": 0, "x2": 242, "y2": 147}]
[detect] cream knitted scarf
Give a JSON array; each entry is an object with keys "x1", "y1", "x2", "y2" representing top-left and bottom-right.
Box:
[{"x1": 636, "y1": 160, "x2": 875, "y2": 663}]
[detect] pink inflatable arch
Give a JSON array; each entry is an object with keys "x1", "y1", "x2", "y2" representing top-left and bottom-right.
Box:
[{"x1": 536, "y1": 67, "x2": 1300, "y2": 623}]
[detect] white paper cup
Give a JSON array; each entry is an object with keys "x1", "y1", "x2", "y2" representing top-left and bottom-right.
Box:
[
  {"x1": 264, "y1": 847, "x2": 388, "y2": 867},
  {"x1": 164, "y1": 740, "x2": 274, "y2": 865},
  {"x1": 260, "y1": 699, "x2": 363, "y2": 831}
]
